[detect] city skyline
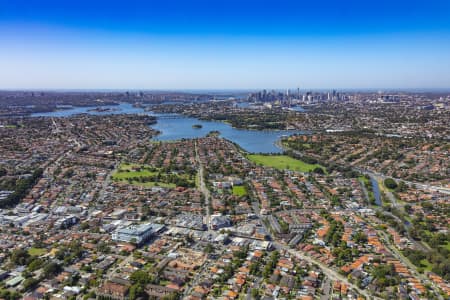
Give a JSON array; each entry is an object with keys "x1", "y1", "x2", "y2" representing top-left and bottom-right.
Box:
[{"x1": 1, "y1": 0, "x2": 450, "y2": 89}]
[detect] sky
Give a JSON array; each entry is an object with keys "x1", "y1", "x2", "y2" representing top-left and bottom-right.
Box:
[{"x1": 1, "y1": 0, "x2": 450, "y2": 90}]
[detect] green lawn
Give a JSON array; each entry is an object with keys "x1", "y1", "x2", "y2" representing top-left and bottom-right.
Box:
[
  {"x1": 195, "y1": 172, "x2": 200, "y2": 187},
  {"x1": 159, "y1": 280, "x2": 173, "y2": 286},
  {"x1": 403, "y1": 214, "x2": 413, "y2": 223},
  {"x1": 247, "y1": 154, "x2": 326, "y2": 173},
  {"x1": 112, "y1": 163, "x2": 158, "y2": 180},
  {"x1": 358, "y1": 176, "x2": 370, "y2": 185},
  {"x1": 419, "y1": 259, "x2": 433, "y2": 271},
  {"x1": 28, "y1": 248, "x2": 47, "y2": 256},
  {"x1": 115, "y1": 163, "x2": 142, "y2": 170},
  {"x1": 232, "y1": 185, "x2": 247, "y2": 197},
  {"x1": 127, "y1": 180, "x2": 176, "y2": 188},
  {"x1": 443, "y1": 241, "x2": 450, "y2": 251}
]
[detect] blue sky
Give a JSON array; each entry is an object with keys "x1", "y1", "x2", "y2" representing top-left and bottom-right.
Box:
[{"x1": 1, "y1": 0, "x2": 450, "y2": 90}]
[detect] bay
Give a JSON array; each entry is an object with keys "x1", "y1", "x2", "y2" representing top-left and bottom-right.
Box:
[{"x1": 31, "y1": 103, "x2": 303, "y2": 153}]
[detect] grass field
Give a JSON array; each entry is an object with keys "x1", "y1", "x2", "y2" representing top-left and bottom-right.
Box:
[
  {"x1": 112, "y1": 163, "x2": 193, "y2": 188},
  {"x1": 28, "y1": 248, "x2": 47, "y2": 256},
  {"x1": 247, "y1": 154, "x2": 326, "y2": 173},
  {"x1": 232, "y1": 185, "x2": 247, "y2": 197},
  {"x1": 358, "y1": 176, "x2": 370, "y2": 185},
  {"x1": 444, "y1": 241, "x2": 450, "y2": 251},
  {"x1": 112, "y1": 163, "x2": 158, "y2": 179},
  {"x1": 126, "y1": 181, "x2": 176, "y2": 188},
  {"x1": 419, "y1": 259, "x2": 433, "y2": 271}
]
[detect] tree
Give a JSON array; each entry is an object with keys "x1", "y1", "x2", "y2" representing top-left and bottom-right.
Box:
[
  {"x1": 395, "y1": 180, "x2": 407, "y2": 192},
  {"x1": 384, "y1": 178, "x2": 397, "y2": 190},
  {"x1": 27, "y1": 258, "x2": 44, "y2": 272},
  {"x1": 404, "y1": 204, "x2": 413, "y2": 214},
  {"x1": 251, "y1": 288, "x2": 260, "y2": 299},
  {"x1": 43, "y1": 262, "x2": 62, "y2": 278},
  {"x1": 0, "y1": 168, "x2": 43, "y2": 208},
  {"x1": 97, "y1": 242, "x2": 110, "y2": 254},
  {"x1": 11, "y1": 249, "x2": 30, "y2": 266},
  {"x1": 128, "y1": 284, "x2": 144, "y2": 300},
  {"x1": 353, "y1": 231, "x2": 368, "y2": 244},
  {"x1": 22, "y1": 277, "x2": 39, "y2": 291},
  {"x1": 313, "y1": 167, "x2": 325, "y2": 174},
  {"x1": 130, "y1": 270, "x2": 153, "y2": 285},
  {"x1": 203, "y1": 243, "x2": 213, "y2": 254},
  {"x1": 0, "y1": 289, "x2": 21, "y2": 300}
]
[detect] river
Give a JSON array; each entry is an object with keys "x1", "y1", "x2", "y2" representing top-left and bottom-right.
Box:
[
  {"x1": 31, "y1": 102, "x2": 303, "y2": 153},
  {"x1": 370, "y1": 176, "x2": 382, "y2": 206}
]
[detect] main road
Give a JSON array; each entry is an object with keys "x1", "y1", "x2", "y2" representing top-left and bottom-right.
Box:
[{"x1": 194, "y1": 140, "x2": 211, "y2": 231}]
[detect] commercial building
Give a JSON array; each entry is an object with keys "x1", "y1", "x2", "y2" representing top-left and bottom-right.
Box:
[{"x1": 112, "y1": 223, "x2": 164, "y2": 245}]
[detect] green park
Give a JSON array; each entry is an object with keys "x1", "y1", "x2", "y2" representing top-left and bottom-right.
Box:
[{"x1": 247, "y1": 154, "x2": 326, "y2": 173}]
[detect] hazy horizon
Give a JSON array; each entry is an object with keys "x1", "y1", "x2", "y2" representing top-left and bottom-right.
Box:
[{"x1": 2, "y1": 88, "x2": 450, "y2": 94}]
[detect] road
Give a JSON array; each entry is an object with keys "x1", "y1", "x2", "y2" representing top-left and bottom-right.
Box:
[
  {"x1": 246, "y1": 277, "x2": 263, "y2": 300},
  {"x1": 182, "y1": 258, "x2": 211, "y2": 298},
  {"x1": 358, "y1": 177, "x2": 371, "y2": 206},
  {"x1": 194, "y1": 140, "x2": 211, "y2": 231},
  {"x1": 51, "y1": 117, "x2": 61, "y2": 134},
  {"x1": 108, "y1": 254, "x2": 134, "y2": 280},
  {"x1": 320, "y1": 278, "x2": 331, "y2": 300},
  {"x1": 98, "y1": 161, "x2": 119, "y2": 203}
]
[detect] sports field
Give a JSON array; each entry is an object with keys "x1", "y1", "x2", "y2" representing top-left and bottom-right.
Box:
[
  {"x1": 247, "y1": 154, "x2": 326, "y2": 173},
  {"x1": 112, "y1": 163, "x2": 194, "y2": 188}
]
